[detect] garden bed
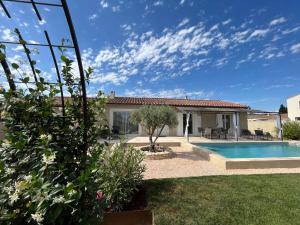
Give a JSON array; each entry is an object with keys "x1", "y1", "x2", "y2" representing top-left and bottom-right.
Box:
[
  {"x1": 138, "y1": 145, "x2": 175, "y2": 160},
  {"x1": 103, "y1": 185, "x2": 153, "y2": 225}
]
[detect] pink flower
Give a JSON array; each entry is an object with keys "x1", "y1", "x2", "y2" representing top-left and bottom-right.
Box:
[{"x1": 96, "y1": 191, "x2": 104, "y2": 201}]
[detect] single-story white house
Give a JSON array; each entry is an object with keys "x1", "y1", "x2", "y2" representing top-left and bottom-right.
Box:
[
  {"x1": 287, "y1": 93, "x2": 300, "y2": 121},
  {"x1": 106, "y1": 92, "x2": 249, "y2": 138}
]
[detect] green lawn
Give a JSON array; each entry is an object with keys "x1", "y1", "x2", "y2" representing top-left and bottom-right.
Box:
[{"x1": 146, "y1": 174, "x2": 300, "y2": 225}]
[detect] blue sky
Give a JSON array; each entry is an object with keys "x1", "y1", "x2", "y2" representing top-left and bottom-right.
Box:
[{"x1": 1, "y1": 0, "x2": 300, "y2": 111}]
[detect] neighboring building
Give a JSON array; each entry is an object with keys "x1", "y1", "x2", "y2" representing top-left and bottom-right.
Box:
[
  {"x1": 106, "y1": 92, "x2": 249, "y2": 137},
  {"x1": 287, "y1": 94, "x2": 300, "y2": 121},
  {"x1": 248, "y1": 112, "x2": 288, "y2": 137}
]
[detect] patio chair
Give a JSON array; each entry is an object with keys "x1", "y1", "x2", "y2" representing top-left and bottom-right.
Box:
[
  {"x1": 111, "y1": 126, "x2": 120, "y2": 139},
  {"x1": 204, "y1": 128, "x2": 212, "y2": 139},
  {"x1": 254, "y1": 129, "x2": 264, "y2": 140},
  {"x1": 198, "y1": 127, "x2": 204, "y2": 137},
  {"x1": 241, "y1": 129, "x2": 254, "y2": 139},
  {"x1": 265, "y1": 132, "x2": 273, "y2": 140},
  {"x1": 211, "y1": 128, "x2": 227, "y2": 139}
]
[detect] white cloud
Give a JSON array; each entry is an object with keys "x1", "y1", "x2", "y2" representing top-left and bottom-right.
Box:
[
  {"x1": 124, "y1": 88, "x2": 214, "y2": 99},
  {"x1": 43, "y1": 7, "x2": 51, "y2": 12},
  {"x1": 222, "y1": 19, "x2": 232, "y2": 25},
  {"x1": 100, "y1": 0, "x2": 109, "y2": 8},
  {"x1": 290, "y1": 43, "x2": 300, "y2": 54},
  {"x1": 88, "y1": 14, "x2": 98, "y2": 20},
  {"x1": 38, "y1": 19, "x2": 47, "y2": 25},
  {"x1": 265, "y1": 84, "x2": 294, "y2": 90},
  {"x1": 282, "y1": 26, "x2": 300, "y2": 35},
  {"x1": 249, "y1": 29, "x2": 270, "y2": 39},
  {"x1": 1, "y1": 29, "x2": 16, "y2": 42},
  {"x1": 91, "y1": 72, "x2": 128, "y2": 85},
  {"x1": 269, "y1": 17, "x2": 287, "y2": 26},
  {"x1": 178, "y1": 18, "x2": 189, "y2": 28},
  {"x1": 112, "y1": 6, "x2": 121, "y2": 12},
  {"x1": 179, "y1": 0, "x2": 186, "y2": 5},
  {"x1": 153, "y1": 1, "x2": 163, "y2": 6},
  {"x1": 120, "y1": 24, "x2": 132, "y2": 31}
]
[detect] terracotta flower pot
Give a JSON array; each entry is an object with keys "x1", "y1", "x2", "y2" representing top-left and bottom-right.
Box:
[{"x1": 103, "y1": 209, "x2": 153, "y2": 225}]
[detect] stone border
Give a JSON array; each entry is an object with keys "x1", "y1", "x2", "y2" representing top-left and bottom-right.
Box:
[
  {"x1": 186, "y1": 141, "x2": 300, "y2": 170},
  {"x1": 144, "y1": 150, "x2": 175, "y2": 160}
]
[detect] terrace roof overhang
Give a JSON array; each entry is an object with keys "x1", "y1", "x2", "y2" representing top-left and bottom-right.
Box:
[{"x1": 176, "y1": 106, "x2": 249, "y2": 113}]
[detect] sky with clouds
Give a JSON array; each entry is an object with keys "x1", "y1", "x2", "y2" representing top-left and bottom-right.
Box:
[{"x1": 1, "y1": 0, "x2": 300, "y2": 111}]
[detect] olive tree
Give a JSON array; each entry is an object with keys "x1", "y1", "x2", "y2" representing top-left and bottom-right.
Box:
[{"x1": 131, "y1": 105, "x2": 178, "y2": 152}]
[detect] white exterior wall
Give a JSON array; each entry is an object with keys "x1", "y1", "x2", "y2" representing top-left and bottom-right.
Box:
[
  {"x1": 287, "y1": 94, "x2": 300, "y2": 121},
  {"x1": 106, "y1": 104, "x2": 247, "y2": 137}
]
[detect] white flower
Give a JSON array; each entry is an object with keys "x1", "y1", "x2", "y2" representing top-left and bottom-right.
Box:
[
  {"x1": 3, "y1": 186, "x2": 14, "y2": 194},
  {"x1": 1, "y1": 141, "x2": 11, "y2": 148},
  {"x1": 42, "y1": 153, "x2": 56, "y2": 165},
  {"x1": 6, "y1": 168, "x2": 15, "y2": 175},
  {"x1": 31, "y1": 212, "x2": 44, "y2": 223},
  {"x1": 9, "y1": 191, "x2": 19, "y2": 203},
  {"x1": 68, "y1": 189, "x2": 77, "y2": 197},
  {"x1": 24, "y1": 175, "x2": 32, "y2": 182},
  {"x1": 53, "y1": 195, "x2": 65, "y2": 203},
  {"x1": 40, "y1": 134, "x2": 52, "y2": 141},
  {"x1": 0, "y1": 111, "x2": 8, "y2": 118}
]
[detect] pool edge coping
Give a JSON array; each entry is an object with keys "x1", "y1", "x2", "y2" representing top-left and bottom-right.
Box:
[{"x1": 184, "y1": 141, "x2": 300, "y2": 170}]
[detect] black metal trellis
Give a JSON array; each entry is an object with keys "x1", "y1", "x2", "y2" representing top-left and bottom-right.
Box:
[{"x1": 0, "y1": 0, "x2": 89, "y2": 152}]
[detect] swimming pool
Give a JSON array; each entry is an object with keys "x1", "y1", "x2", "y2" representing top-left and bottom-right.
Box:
[{"x1": 195, "y1": 142, "x2": 300, "y2": 158}]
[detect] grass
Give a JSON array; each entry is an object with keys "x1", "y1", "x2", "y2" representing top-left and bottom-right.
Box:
[{"x1": 146, "y1": 174, "x2": 300, "y2": 225}]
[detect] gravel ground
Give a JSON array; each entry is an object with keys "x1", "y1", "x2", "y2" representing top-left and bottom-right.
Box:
[{"x1": 143, "y1": 146, "x2": 300, "y2": 180}]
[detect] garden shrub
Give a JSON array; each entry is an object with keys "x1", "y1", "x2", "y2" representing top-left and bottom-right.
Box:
[
  {"x1": 95, "y1": 142, "x2": 145, "y2": 211},
  {"x1": 283, "y1": 121, "x2": 300, "y2": 140},
  {"x1": 0, "y1": 44, "x2": 145, "y2": 224}
]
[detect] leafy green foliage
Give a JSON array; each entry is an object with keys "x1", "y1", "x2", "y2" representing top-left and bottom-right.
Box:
[
  {"x1": 131, "y1": 105, "x2": 178, "y2": 151},
  {"x1": 278, "y1": 104, "x2": 287, "y2": 114},
  {"x1": 95, "y1": 142, "x2": 145, "y2": 211},
  {"x1": 0, "y1": 44, "x2": 145, "y2": 224},
  {"x1": 283, "y1": 121, "x2": 300, "y2": 140}
]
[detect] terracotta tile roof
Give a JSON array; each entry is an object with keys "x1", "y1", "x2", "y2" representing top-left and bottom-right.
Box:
[{"x1": 107, "y1": 97, "x2": 248, "y2": 109}]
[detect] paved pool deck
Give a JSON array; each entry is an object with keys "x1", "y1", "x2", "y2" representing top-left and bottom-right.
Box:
[{"x1": 139, "y1": 137, "x2": 300, "y2": 180}]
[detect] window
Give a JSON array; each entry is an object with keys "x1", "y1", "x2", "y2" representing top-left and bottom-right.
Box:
[
  {"x1": 222, "y1": 115, "x2": 231, "y2": 129},
  {"x1": 113, "y1": 111, "x2": 138, "y2": 135},
  {"x1": 296, "y1": 117, "x2": 300, "y2": 121}
]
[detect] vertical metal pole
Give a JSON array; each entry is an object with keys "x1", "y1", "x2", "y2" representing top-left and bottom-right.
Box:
[
  {"x1": 279, "y1": 113, "x2": 283, "y2": 142},
  {"x1": 61, "y1": 0, "x2": 88, "y2": 154},
  {"x1": 15, "y1": 28, "x2": 38, "y2": 83},
  {"x1": 0, "y1": 0, "x2": 11, "y2": 18},
  {"x1": 30, "y1": 0, "x2": 42, "y2": 21},
  {"x1": 44, "y1": 31, "x2": 66, "y2": 120},
  {"x1": 0, "y1": 49, "x2": 16, "y2": 91},
  {"x1": 235, "y1": 112, "x2": 238, "y2": 141}
]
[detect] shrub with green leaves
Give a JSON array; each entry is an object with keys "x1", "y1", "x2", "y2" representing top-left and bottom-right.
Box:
[
  {"x1": 283, "y1": 121, "x2": 300, "y2": 140},
  {"x1": 0, "y1": 42, "x2": 144, "y2": 224},
  {"x1": 95, "y1": 142, "x2": 145, "y2": 212}
]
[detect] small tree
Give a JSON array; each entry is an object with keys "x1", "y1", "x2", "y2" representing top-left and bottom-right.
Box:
[
  {"x1": 131, "y1": 105, "x2": 178, "y2": 152},
  {"x1": 279, "y1": 104, "x2": 288, "y2": 114}
]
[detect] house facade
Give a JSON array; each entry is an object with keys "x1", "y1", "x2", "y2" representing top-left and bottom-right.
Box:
[
  {"x1": 287, "y1": 94, "x2": 300, "y2": 121},
  {"x1": 247, "y1": 112, "x2": 288, "y2": 137},
  {"x1": 106, "y1": 93, "x2": 249, "y2": 138}
]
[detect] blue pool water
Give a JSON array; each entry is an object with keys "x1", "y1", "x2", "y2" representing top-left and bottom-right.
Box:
[{"x1": 195, "y1": 143, "x2": 300, "y2": 158}]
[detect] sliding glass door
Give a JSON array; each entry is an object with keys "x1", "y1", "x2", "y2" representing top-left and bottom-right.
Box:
[{"x1": 113, "y1": 111, "x2": 138, "y2": 135}]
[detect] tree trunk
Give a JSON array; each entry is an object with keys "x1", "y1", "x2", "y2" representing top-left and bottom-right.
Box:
[
  {"x1": 149, "y1": 134, "x2": 155, "y2": 152},
  {"x1": 153, "y1": 125, "x2": 165, "y2": 144}
]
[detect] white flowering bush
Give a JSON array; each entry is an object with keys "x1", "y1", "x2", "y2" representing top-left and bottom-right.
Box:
[
  {"x1": 0, "y1": 45, "x2": 144, "y2": 225},
  {"x1": 0, "y1": 46, "x2": 144, "y2": 224}
]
